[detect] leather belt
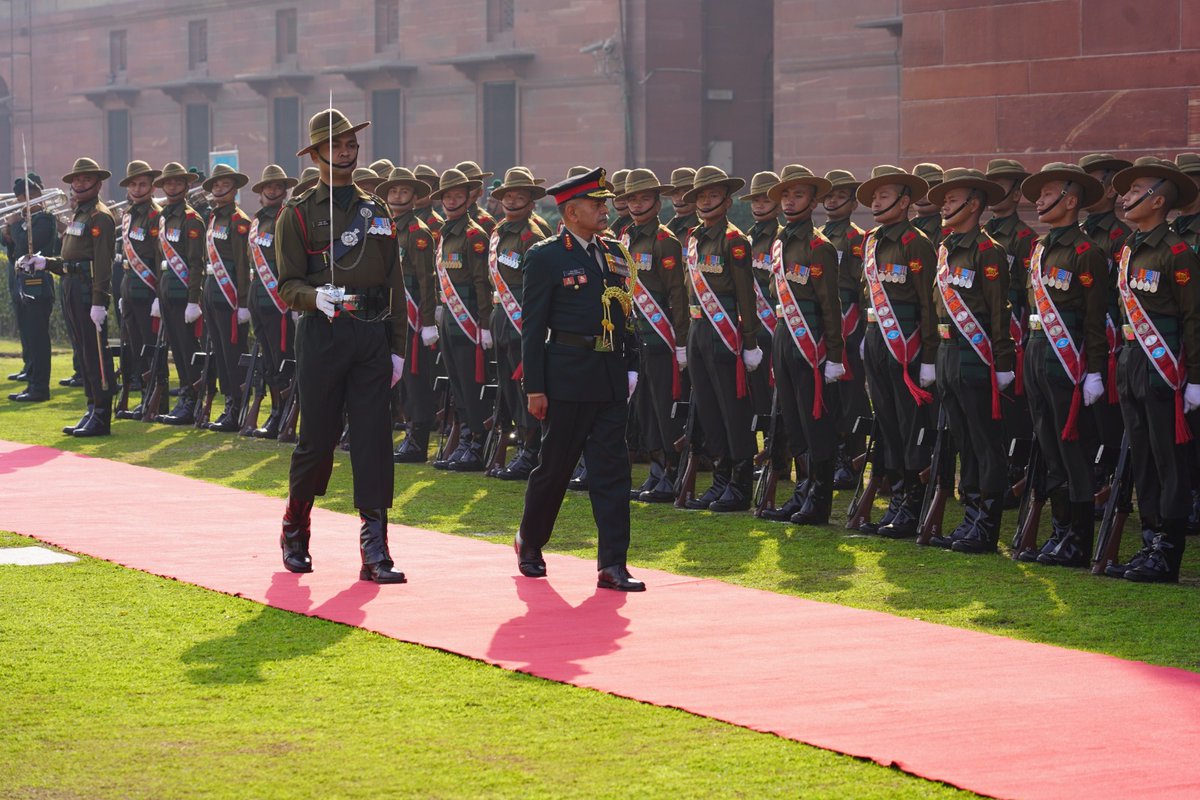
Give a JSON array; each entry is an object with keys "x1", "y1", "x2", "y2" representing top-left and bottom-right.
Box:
[{"x1": 548, "y1": 330, "x2": 598, "y2": 349}]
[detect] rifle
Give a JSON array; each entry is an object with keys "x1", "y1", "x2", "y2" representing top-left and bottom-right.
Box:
[
  {"x1": 1009, "y1": 439, "x2": 1044, "y2": 558},
  {"x1": 753, "y1": 386, "x2": 782, "y2": 516},
  {"x1": 115, "y1": 294, "x2": 133, "y2": 415},
  {"x1": 917, "y1": 407, "x2": 952, "y2": 546},
  {"x1": 191, "y1": 324, "x2": 215, "y2": 428},
  {"x1": 140, "y1": 324, "x2": 169, "y2": 423},
  {"x1": 482, "y1": 380, "x2": 508, "y2": 475},
  {"x1": 1092, "y1": 432, "x2": 1131, "y2": 576},
  {"x1": 277, "y1": 358, "x2": 299, "y2": 443},
  {"x1": 673, "y1": 392, "x2": 699, "y2": 509},
  {"x1": 846, "y1": 415, "x2": 881, "y2": 530},
  {"x1": 432, "y1": 373, "x2": 459, "y2": 463},
  {"x1": 237, "y1": 341, "x2": 265, "y2": 435}
]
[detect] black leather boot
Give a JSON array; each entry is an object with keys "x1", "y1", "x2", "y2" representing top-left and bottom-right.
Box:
[
  {"x1": 1124, "y1": 521, "x2": 1185, "y2": 583},
  {"x1": 710, "y1": 458, "x2": 753, "y2": 512},
  {"x1": 432, "y1": 424, "x2": 464, "y2": 469},
  {"x1": 1017, "y1": 488, "x2": 1068, "y2": 562},
  {"x1": 631, "y1": 454, "x2": 665, "y2": 500},
  {"x1": 63, "y1": 404, "x2": 94, "y2": 435},
  {"x1": 860, "y1": 474, "x2": 905, "y2": 534},
  {"x1": 952, "y1": 494, "x2": 1003, "y2": 554},
  {"x1": 832, "y1": 443, "x2": 857, "y2": 490},
  {"x1": 157, "y1": 389, "x2": 196, "y2": 425},
  {"x1": 116, "y1": 398, "x2": 145, "y2": 419},
  {"x1": 686, "y1": 460, "x2": 730, "y2": 509},
  {"x1": 74, "y1": 400, "x2": 112, "y2": 437},
  {"x1": 930, "y1": 492, "x2": 980, "y2": 550},
  {"x1": 1038, "y1": 497, "x2": 1092, "y2": 568},
  {"x1": 1104, "y1": 525, "x2": 1158, "y2": 578},
  {"x1": 280, "y1": 496, "x2": 314, "y2": 573},
  {"x1": 448, "y1": 433, "x2": 485, "y2": 471},
  {"x1": 877, "y1": 471, "x2": 923, "y2": 538},
  {"x1": 394, "y1": 422, "x2": 431, "y2": 463},
  {"x1": 208, "y1": 395, "x2": 242, "y2": 432},
  {"x1": 790, "y1": 459, "x2": 833, "y2": 525},
  {"x1": 358, "y1": 508, "x2": 407, "y2": 583},
  {"x1": 760, "y1": 459, "x2": 808, "y2": 522}
]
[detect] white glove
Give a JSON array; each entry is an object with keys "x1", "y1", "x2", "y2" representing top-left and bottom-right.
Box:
[
  {"x1": 291, "y1": 310, "x2": 301, "y2": 323},
  {"x1": 314, "y1": 287, "x2": 337, "y2": 319},
  {"x1": 237, "y1": 307, "x2": 251, "y2": 325},
  {"x1": 627, "y1": 370, "x2": 638, "y2": 398},
  {"x1": 435, "y1": 305, "x2": 445, "y2": 324},
  {"x1": 742, "y1": 346, "x2": 763, "y2": 372},
  {"x1": 675, "y1": 346, "x2": 687, "y2": 369},
  {"x1": 391, "y1": 354, "x2": 405, "y2": 388},
  {"x1": 150, "y1": 298, "x2": 161, "y2": 318},
  {"x1": 421, "y1": 325, "x2": 439, "y2": 347},
  {"x1": 919, "y1": 363, "x2": 936, "y2": 388},
  {"x1": 1186, "y1": 383, "x2": 1200, "y2": 414},
  {"x1": 17, "y1": 254, "x2": 45, "y2": 272},
  {"x1": 118, "y1": 298, "x2": 125, "y2": 316},
  {"x1": 1082, "y1": 372, "x2": 1104, "y2": 406},
  {"x1": 481, "y1": 330, "x2": 493, "y2": 349},
  {"x1": 184, "y1": 302, "x2": 203, "y2": 324},
  {"x1": 996, "y1": 371, "x2": 1015, "y2": 392},
  {"x1": 824, "y1": 361, "x2": 846, "y2": 384},
  {"x1": 89, "y1": 304, "x2": 107, "y2": 331}
]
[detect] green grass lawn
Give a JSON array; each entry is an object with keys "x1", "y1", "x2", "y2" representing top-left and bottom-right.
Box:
[{"x1": 0, "y1": 339, "x2": 1193, "y2": 798}]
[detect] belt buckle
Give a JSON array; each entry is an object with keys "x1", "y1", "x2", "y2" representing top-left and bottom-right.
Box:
[
  {"x1": 689, "y1": 305, "x2": 702, "y2": 320},
  {"x1": 1028, "y1": 314, "x2": 1042, "y2": 331},
  {"x1": 866, "y1": 309, "x2": 878, "y2": 323},
  {"x1": 938, "y1": 323, "x2": 951, "y2": 339},
  {"x1": 1122, "y1": 323, "x2": 1135, "y2": 341}
]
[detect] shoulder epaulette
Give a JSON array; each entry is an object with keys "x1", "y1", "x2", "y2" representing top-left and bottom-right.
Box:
[
  {"x1": 1017, "y1": 228, "x2": 1034, "y2": 239},
  {"x1": 1172, "y1": 241, "x2": 1189, "y2": 256},
  {"x1": 1075, "y1": 242, "x2": 1091, "y2": 255},
  {"x1": 901, "y1": 230, "x2": 917, "y2": 245}
]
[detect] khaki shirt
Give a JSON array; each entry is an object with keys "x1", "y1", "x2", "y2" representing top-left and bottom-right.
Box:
[
  {"x1": 774, "y1": 218, "x2": 844, "y2": 362},
  {"x1": 1026, "y1": 225, "x2": 1110, "y2": 371},
  {"x1": 48, "y1": 196, "x2": 116, "y2": 306},
  {"x1": 1119, "y1": 222, "x2": 1200, "y2": 382},
  {"x1": 820, "y1": 217, "x2": 866, "y2": 316},
  {"x1": 912, "y1": 213, "x2": 946, "y2": 247},
  {"x1": 492, "y1": 215, "x2": 548, "y2": 292},
  {"x1": 393, "y1": 210, "x2": 437, "y2": 328},
  {"x1": 625, "y1": 219, "x2": 688, "y2": 343},
  {"x1": 688, "y1": 216, "x2": 761, "y2": 343},
  {"x1": 208, "y1": 202, "x2": 251, "y2": 309},
  {"x1": 470, "y1": 205, "x2": 496, "y2": 235},
  {"x1": 986, "y1": 212, "x2": 1037, "y2": 311},
  {"x1": 275, "y1": 181, "x2": 407, "y2": 356},
  {"x1": 864, "y1": 221, "x2": 941, "y2": 363},
  {"x1": 667, "y1": 212, "x2": 699, "y2": 251},
  {"x1": 935, "y1": 227, "x2": 1015, "y2": 372},
  {"x1": 438, "y1": 212, "x2": 493, "y2": 327},
  {"x1": 157, "y1": 201, "x2": 206, "y2": 302}
]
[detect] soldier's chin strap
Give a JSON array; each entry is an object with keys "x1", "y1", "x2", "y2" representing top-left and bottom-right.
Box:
[
  {"x1": 824, "y1": 194, "x2": 854, "y2": 213},
  {"x1": 442, "y1": 198, "x2": 469, "y2": 216},
  {"x1": 1122, "y1": 178, "x2": 1166, "y2": 214},
  {"x1": 871, "y1": 185, "x2": 910, "y2": 218},
  {"x1": 1037, "y1": 180, "x2": 1074, "y2": 218},
  {"x1": 940, "y1": 189, "x2": 979, "y2": 227}
]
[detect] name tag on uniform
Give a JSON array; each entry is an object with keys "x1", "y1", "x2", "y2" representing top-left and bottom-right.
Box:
[
  {"x1": 499, "y1": 250, "x2": 521, "y2": 269},
  {"x1": 66, "y1": 221, "x2": 85, "y2": 237},
  {"x1": 1132, "y1": 268, "x2": 1159, "y2": 292},
  {"x1": 1045, "y1": 267, "x2": 1072, "y2": 290},
  {"x1": 786, "y1": 263, "x2": 810, "y2": 285},
  {"x1": 699, "y1": 255, "x2": 724, "y2": 274},
  {"x1": 882, "y1": 263, "x2": 908, "y2": 284},
  {"x1": 562, "y1": 267, "x2": 587, "y2": 288},
  {"x1": 752, "y1": 254, "x2": 772, "y2": 271},
  {"x1": 949, "y1": 266, "x2": 974, "y2": 288},
  {"x1": 254, "y1": 233, "x2": 273, "y2": 247},
  {"x1": 367, "y1": 217, "x2": 393, "y2": 236},
  {"x1": 212, "y1": 224, "x2": 229, "y2": 240},
  {"x1": 441, "y1": 253, "x2": 463, "y2": 270},
  {"x1": 129, "y1": 227, "x2": 146, "y2": 242},
  {"x1": 166, "y1": 228, "x2": 182, "y2": 243}
]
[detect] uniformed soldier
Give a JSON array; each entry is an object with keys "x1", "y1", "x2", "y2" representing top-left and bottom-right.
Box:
[
  {"x1": 609, "y1": 168, "x2": 633, "y2": 238},
  {"x1": 515, "y1": 166, "x2": 644, "y2": 591},
  {"x1": 19, "y1": 158, "x2": 117, "y2": 436},
  {"x1": 244, "y1": 164, "x2": 298, "y2": 439},
  {"x1": 413, "y1": 164, "x2": 445, "y2": 240},
  {"x1": 1014, "y1": 163, "x2": 1109, "y2": 567},
  {"x1": 276, "y1": 108, "x2": 408, "y2": 584},
  {"x1": 759, "y1": 165, "x2": 844, "y2": 524},
  {"x1": 353, "y1": 167, "x2": 384, "y2": 198},
  {"x1": 295, "y1": 166, "x2": 320, "y2": 194},
  {"x1": 911, "y1": 162, "x2": 947, "y2": 246},
  {"x1": 198, "y1": 164, "x2": 252, "y2": 432},
  {"x1": 619, "y1": 168, "x2": 688, "y2": 502},
  {"x1": 819, "y1": 169, "x2": 869, "y2": 489},
  {"x1": 1175, "y1": 154, "x2": 1200, "y2": 249},
  {"x1": 430, "y1": 168, "x2": 493, "y2": 471},
  {"x1": 926, "y1": 168, "x2": 1015, "y2": 554},
  {"x1": 664, "y1": 168, "x2": 699, "y2": 250},
  {"x1": 3, "y1": 175, "x2": 57, "y2": 403},
  {"x1": 1109, "y1": 157, "x2": 1200, "y2": 583},
  {"x1": 854, "y1": 166, "x2": 939, "y2": 536},
  {"x1": 681, "y1": 166, "x2": 763, "y2": 512},
  {"x1": 187, "y1": 168, "x2": 214, "y2": 225},
  {"x1": 454, "y1": 160, "x2": 498, "y2": 234},
  {"x1": 110, "y1": 161, "x2": 164, "y2": 419},
  {"x1": 487, "y1": 167, "x2": 550, "y2": 479},
  {"x1": 151, "y1": 162, "x2": 206, "y2": 425},
  {"x1": 369, "y1": 158, "x2": 395, "y2": 180},
  {"x1": 740, "y1": 171, "x2": 782, "y2": 433}
]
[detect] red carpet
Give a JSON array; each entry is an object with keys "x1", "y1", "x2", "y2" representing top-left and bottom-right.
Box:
[{"x1": 1, "y1": 440, "x2": 1198, "y2": 799}]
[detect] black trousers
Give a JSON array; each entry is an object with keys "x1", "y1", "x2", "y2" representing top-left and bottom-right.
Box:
[
  {"x1": 13, "y1": 271, "x2": 52, "y2": 394},
  {"x1": 60, "y1": 271, "x2": 113, "y2": 406},
  {"x1": 120, "y1": 280, "x2": 158, "y2": 389},
  {"x1": 749, "y1": 326, "x2": 774, "y2": 421},
  {"x1": 203, "y1": 280, "x2": 249, "y2": 400},
  {"x1": 438, "y1": 318, "x2": 489, "y2": 435},
  {"x1": 493, "y1": 310, "x2": 537, "y2": 431},
  {"x1": 838, "y1": 318, "x2": 869, "y2": 441},
  {"x1": 9, "y1": 271, "x2": 30, "y2": 370},
  {"x1": 634, "y1": 339, "x2": 684, "y2": 455},
  {"x1": 249, "y1": 293, "x2": 294, "y2": 392},
  {"x1": 160, "y1": 294, "x2": 199, "y2": 390},
  {"x1": 289, "y1": 313, "x2": 394, "y2": 509},
  {"x1": 1118, "y1": 344, "x2": 1191, "y2": 521},
  {"x1": 399, "y1": 325, "x2": 438, "y2": 426},
  {"x1": 59, "y1": 276, "x2": 84, "y2": 379},
  {"x1": 773, "y1": 326, "x2": 837, "y2": 462},
  {"x1": 1025, "y1": 335, "x2": 1097, "y2": 503},
  {"x1": 864, "y1": 323, "x2": 931, "y2": 473},
  {"x1": 937, "y1": 342, "x2": 1008, "y2": 496},
  {"x1": 687, "y1": 317, "x2": 755, "y2": 461},
  {"x1": 520, "y1": 396, "x2": 631, "y2": 569}
]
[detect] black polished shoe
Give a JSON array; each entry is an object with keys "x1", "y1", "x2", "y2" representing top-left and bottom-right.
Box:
[
  {"x1": 639, "y1": 469, "x2": 678, "y2": 503},
  {"x1": 498, "y1": 447, "x2": 538, "y2": 481},
  {"x1": 357, "y1": 508, "x2": 406, "y2": 583},
  {"x1": 9, "y1": 389, "x2": 49, "y2": 402},
  {"x1": 73, "y1": 406, "x2": 112, "y2": 437},
  {"x1": 598, "y1": 564, "x2": 646, "y2": 592},
  {"x1": 7, "y1": 370, "x2": 27, "y2": 381},
  {"x1": 63, "y1": 406, "x2": 94, "y2": 436},
  {"x1": 359, "y1": 561, "x2": 407, "y2": 584},
  {"x1": 1124, "y1": 526, "x2": 1184, "y2": 583},
  {"x1": 156, "y1": 393, "x2": 196, "y2": 426},
  {"x1": 448, "y1": 437, "x2": 485, "y2": 471},
  {"x1": 1104, "y1": 527, "x2": 1157, "y2": 578},
  {"x1": 568, "y1": 459, "x2": 589, "y2": 491},
  {"x1": 1036, "y1": 533, "x2": 1089, "y2": 568},
  {"x1": 951, "y1": 495, "x2": 1002, "y2": 554},
  {"x1": 251, "y1": 409, "x2": 282, "y2": 439},
  {"x1": 115, "y1": 401, "x2": 145, "y2": 420},
  {"x1": 59, "y1": 375, "x2": 83, "y2": 387},
  {"x1": 280, "y1": 496, "x2": 314, "y2": 573},
  {"x1": 514, "y1": 533, "x2": 546, "y2": 578}
]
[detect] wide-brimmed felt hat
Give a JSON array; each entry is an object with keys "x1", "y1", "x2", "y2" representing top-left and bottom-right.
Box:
[
  {"x1": 202, "y1": 163, "x2": 249, "y2": 193},
  {"x1": 154, "y1": 161, "x2": 200, "y2": 188},
  {"x1": 490, "y1": 167, "x2": 547, "y2": 201},
  {"x1": 1078, "y1": 153, "x2": 1133, "y2": 177},
  {"x1": 824, "y1": 169, "x2": 860, "y2": 191},
  {"x1": 430, "y1": 168, "x2": 483, "y2": 202},
  {"x1": 62, "y1": 157, "x2": 111, "y2": 183},
  {"x1": 546, "y1": 166, "x2": 615, "y2": 205},
  {"x1": 251, "y1": 164, "x2": 298, "y2": 194},
  {"x1": 926, "y1": 167, "x2": 1005, "y2": 207},
  {"x1": 507, "y1": 166, "x2": 545, "y2": 185},
  {"x1": 738, "y1": 170, "x2": 781, "y2": 200},
  {"x1": 912, "y1": 162, "x2": 944, "y2": 188},
  {"x1": 1113, "y1": 156, "x2": 1199, "y2": 209},
  {"x1": 985, "y1": 158, "x2": 1030, "y2": 184},
  {"x1": 294, "y1": 166, "x2": 320, "y2": 193},
  {"x1": 376, "y1": 167, "x2": 433, "y2": 200},
  {"x1": 618, "y1": 168, "x2": 672, "y2": 200},
  {"x1": 296, "y1": 108, "x2": 370, "y2": 157},
  {"x1": 455, "y1": 160, "x2": 494, "y2": 181},
  {"x1": 352, "y1": 168, "x2": 384, "y2": 192},
  {"x1": 119, "y1": 160, "x2": 161, "y2": 187},
  {"x1": 369, "y1": 158, "x2": 395, "y2": 179},
  {"x1": 767, "y1": 164, "x2": 832, "y2": 203},
  {"x1": 413, "y1": 164, "x2": 440, "y2": 190},
  {"x1": 1020, "y1": 162, "x2": 1104, "y2": 208},
  {"x1": 566, "y1": 165, "x2": 593, "y2": 179},
  {"x1": 663, "y1": 167, "x2": 696, "y2": 194},
  {"x1": 609, "y1": 169, "x2": 630, "y2": 197},
  {"x1": 856, "y1": 165, "x2": 928, "y2": 205},
  {"x1": 682, "y1": 165, "x2": 745, "y2": 204},
  {"x1": 1175, "y1": 153, "x2": 1200, "y2": 177}
]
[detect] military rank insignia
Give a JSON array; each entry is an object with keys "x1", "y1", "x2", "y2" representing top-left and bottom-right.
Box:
[{"x1": 1172, "y1": 241, "x2": 1189, "y2": 256}]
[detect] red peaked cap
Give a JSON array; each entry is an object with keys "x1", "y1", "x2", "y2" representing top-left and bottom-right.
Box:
[{"x1": 547, "y1": 166, "x2": 616, "y2": 205}]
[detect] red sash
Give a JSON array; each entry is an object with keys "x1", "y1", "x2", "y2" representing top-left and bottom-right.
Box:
[
  {"x1": 687, "y1": 237, "x2": 746, "y2": 397},
  {"x1": 205, "y1": 220, "x2": 240, "y2": 311},
  {"x1": 862, "y1": 232, "x2": 932, "y2": 405},
  {"x1": 122, "y1": 212, "x2": 157, "y2": 292},
  {"x1": 772, "y1": 239, "x2": 827, "y2": 418},
  {"x1": 1010, "y1": 311, "x2": 1025, "y2": 395},
  {"x1": 159, "y1": 216, "x2": 190, "y2": 285},
  {"x1": 249, "y1": 214, "x2": 290, "y2": 352},
  {"x1": 1028, "y1": 241, "x2": 1085, "y2": 440},
  {"x1": 936, "y1": 243, "x2": 1001, "y2": 419},
  {"x1": 436, "y1": 236, "x2": 485, "y2": 382},
  {"x1": 840, "y1": 300, "x2": 861, "y2": 379},
  {"x1": 488, "y1": 229, "x2": 527, "y2": 381},
  {"x1": 1117, "y1": 246, "x2": 1191, "y2": 444},
  {"x1": 623, "y1": 233, "x2": 682, "y2": 399}
]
